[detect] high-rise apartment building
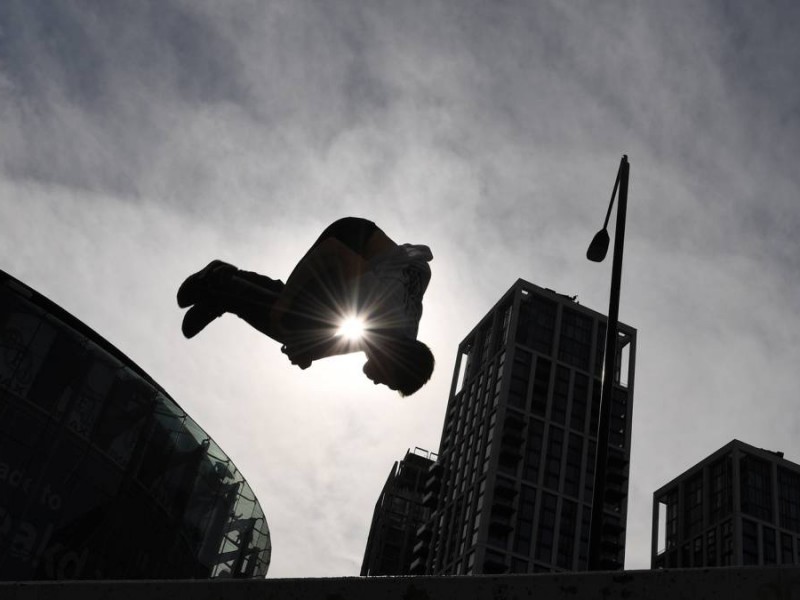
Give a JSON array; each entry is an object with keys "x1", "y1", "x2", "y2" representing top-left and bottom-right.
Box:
[
  {"x1": 361, "y1": 448, "x2": 435, "y2": 576},
  {"x1": 411, "y1": 279, "x2": 636, "y2": 575},
  {"x1": 652, "y1": 439, "x2": 800, "y2": 568}
]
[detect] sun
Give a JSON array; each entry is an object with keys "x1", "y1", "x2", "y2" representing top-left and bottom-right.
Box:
[{"x1": 337, "y1": 316, "x2": 365, "y2": 341}]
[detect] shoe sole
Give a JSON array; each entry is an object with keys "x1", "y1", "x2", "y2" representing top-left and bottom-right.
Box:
[{"x1": 182, "y1": 304, "x2": 223, "y2": 338}]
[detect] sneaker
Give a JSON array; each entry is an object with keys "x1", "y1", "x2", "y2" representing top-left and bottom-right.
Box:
[
  {"x1": 177, "y1": 260, "x2": 236, "y2": 308},
  {"x1": 182, "y1": 304, "x2": 224, "y2": 338}
]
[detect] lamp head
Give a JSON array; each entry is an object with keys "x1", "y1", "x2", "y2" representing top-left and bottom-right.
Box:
[{"x1": 587, "y1": 229, "x2": 610, "y2": 262}]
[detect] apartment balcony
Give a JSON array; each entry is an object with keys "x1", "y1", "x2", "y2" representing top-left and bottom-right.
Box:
[
  {"x1": 428, "y1": 462, "x2": 443, "y2": 477},
  {"x1": 408, "y1": 556, "x2": 426, "y2": 574},
  {"x1": 424, "y1": 475, "x2": 441, "y2": 495},
  {"x1": 416, "y1": 522, "x2": 432, "y2": 541},
  {"x1": 412, "y1": 540, "x2": 429, "y2": 558},
  {"x1": 422, "y1": 491, "x2": 439, "y2": 509},
  {"x1": 604, "y1": 485, "x2": 626, "y2": 503},
  {"x1": 607, "y1": 452, "x2": 628, "y2": 470},
  {"x1": 606, "y1": 469, "x2": 628, "y2": 485}
]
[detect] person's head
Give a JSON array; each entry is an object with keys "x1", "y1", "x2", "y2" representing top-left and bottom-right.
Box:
[{"x1": 363, "y1": 338, "x2": 435, "y2": 396}]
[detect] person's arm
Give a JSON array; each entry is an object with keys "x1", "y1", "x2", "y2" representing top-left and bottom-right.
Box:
[{"x1": 281, "y1": 331, "x2": 364, "y2": 368}]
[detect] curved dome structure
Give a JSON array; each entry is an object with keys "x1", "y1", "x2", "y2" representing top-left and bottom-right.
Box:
[{"x1": 0, "y1": 270, "x2": 270, "y2": 579}]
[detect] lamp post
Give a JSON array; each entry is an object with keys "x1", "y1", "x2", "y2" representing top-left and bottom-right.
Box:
[{"x1": 586, "y1": 155, "x2": 630, "y2": 571}]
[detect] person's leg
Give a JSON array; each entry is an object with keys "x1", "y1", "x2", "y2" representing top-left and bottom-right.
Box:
[
  {"x1": 225, "y1": 269, "x2": 284, "y2": 337},
  {"x1": 178, "y1": 261, "x2": 285, "y2": 339}
]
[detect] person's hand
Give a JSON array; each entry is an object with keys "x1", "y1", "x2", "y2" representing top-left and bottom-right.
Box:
[{"x1": 281, "y1": 344, "x2": 312, "y2": 369}]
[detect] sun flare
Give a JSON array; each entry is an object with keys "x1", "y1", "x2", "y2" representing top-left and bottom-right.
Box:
[{"x1": 337, "y1": 316, "x2": 365, "y2": 341}]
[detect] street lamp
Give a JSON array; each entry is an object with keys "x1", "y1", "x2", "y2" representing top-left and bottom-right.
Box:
[{"x1": 587, "y1": 155, "x2": 630, "y2": 571}]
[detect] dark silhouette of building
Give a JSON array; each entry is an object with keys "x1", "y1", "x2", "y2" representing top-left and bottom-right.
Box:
[
  {"x1": 652, "y1": 439, "x2": 800, "y2": 568},
  {"x1": 360, "y1": 448, "x2": 435, "y2": 575},
  {"x1": 411, "y1": 279, "x2": 636, "y2": 574},
  {"x1": 0, "y1": 269, "x2": 271, "y2": 580}
]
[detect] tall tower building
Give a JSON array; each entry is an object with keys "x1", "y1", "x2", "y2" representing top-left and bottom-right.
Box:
[
  {"x1": 412, "y1": 279, "x2": 636, "y2": 575},
  {"x1": 652, "y1": 439, "x2": 800, "y2": 568},
  {"x1": 361, "y1": 448, "x2": 436, "y2": 576}
]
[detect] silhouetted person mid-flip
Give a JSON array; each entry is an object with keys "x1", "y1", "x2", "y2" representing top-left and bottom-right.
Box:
[{"x1": 177, "y1": 217, "x2": 434, "y2": 396}]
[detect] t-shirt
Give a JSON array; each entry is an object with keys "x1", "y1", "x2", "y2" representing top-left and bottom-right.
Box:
[{"x1": 359, "y1": 243, "x2": 433, "y2": 341}]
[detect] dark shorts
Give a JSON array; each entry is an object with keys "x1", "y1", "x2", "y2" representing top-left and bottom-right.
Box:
[{"x1": 310, "y1": 217, "x2": 380, "y2": 257}]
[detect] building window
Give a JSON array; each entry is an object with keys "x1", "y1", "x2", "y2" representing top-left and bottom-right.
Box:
[
  {"x1": 684, "y1": 474, "x2": 703, "y2": 537},
  {"x1": 544, "y1": 427, "x2": 564, "y2": 491},
  {"x1": 498, "y1": 304, "x2": 512, "y2": 350},
  {"x1": 741, "y1": 455, "x2": 773, "y2": 523},
  {"x1": 570, "y1": 373, "x2": 588, "y2": 434},
  {"x1": 563, "y1": 434, "x2": 583, "y2": 499},
  {"x1": 522, "y1": 419, "x2": 544, "y2": 485},
  {"x1": 515, "y1": 294, "x2": 556, "y2": 355},
  {"x1": 692, "y1": 536, "x2": 703, "y2": 567},
  {"x1": 709, "y1": 456, "x2": 732, "y2": 524},
  {"x1": 720, "y1": 520, "x2": 733, "y2": 565},
  {"x1": 536, "y1": 493, "x2": 557, "y2": 563},
  {"x1": 578, "y1": 505, "x2": 591, "y2": 570},
  {"x1": 531, "y1": 359, "x2": 551, "y2": 417},
  {"x1": 584, "y1": 441, "x2": 596, "y2": 499},
  {"x1": 513, "y1": 485, "x2": 536, "y2": 556},
  {"x1": 742, "y1": 519, "x2": 759, "y2": 565},
  {"x1": 781, "y1": 532, "x2": 794, "y2": 565},
  {"x1": 589, "y1": 380, "x2": 601, "y2": 433},
  {"x1": 551, "y1": 366, "x2": 569, "y2": 425},
  {"x1": 594, "y1": 322, "x2": 606, "y2": 379},
  {"x1": 508, "y1": 349, "x2": 531, "y2": 410},
  {"x1": 558, "y1": 309, "x2": 592, "y2": 371},
  {"x1": 706, "y1": 528, "x2": 717, "y2": 566},
  {"x1": 763, "y1": 527, "x2": 777, "y2": 565},
  {"x1": 778, "y1": 467, "x2": 800, "y2": 533},
  {"x1": 556, "y1": 500, "x2": 577, "y2": 569}
]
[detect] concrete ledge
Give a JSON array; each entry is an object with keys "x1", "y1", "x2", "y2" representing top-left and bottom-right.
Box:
[{"x1": 3, "y1": 567, "x2": 800, "y2": 600}]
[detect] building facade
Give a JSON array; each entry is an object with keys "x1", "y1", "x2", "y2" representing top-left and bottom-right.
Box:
[
  {"x1": 360, "y1": 448, "x2": 435, "y2": 576},
  {"x1": 652, "y1": 439, "x2": 800, "y2": 568},
  {"x1": 0, "y1": 269, "x2": 271, "y2": 580},
  {"x1": 412, "y1": 279, "x2": 636, "y2": 575}
]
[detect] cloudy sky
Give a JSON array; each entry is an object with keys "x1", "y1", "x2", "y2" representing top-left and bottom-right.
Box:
[{"x1": 2, "y1": 0, "x2": 799, "y2": 577}]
